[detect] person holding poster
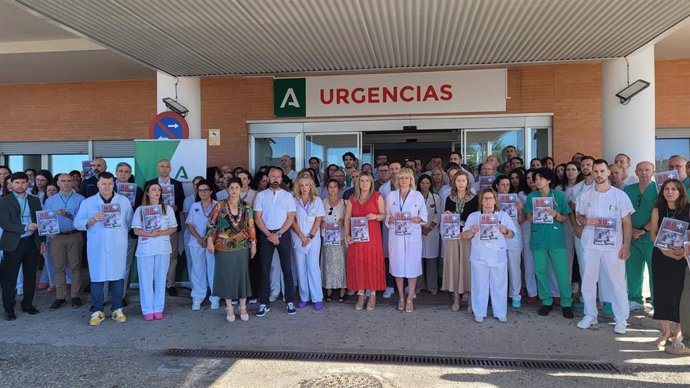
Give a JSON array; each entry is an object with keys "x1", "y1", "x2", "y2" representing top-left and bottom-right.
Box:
[
  {"x1": 43, "y1": 173, "x2": 85, "y2": 309},
  {"x1": 442, "y1": 170, "x2": 478, "y2": 313},
  {"x1": 144, "y1": 159, "x2": 184, "y2": 297},
  {"x1": 114, "y1": 162, "x2": 144, "y2": 305},
  {"x1": 575, "y1": 160, "x2": 634, "y2": 335},
  {"x1": 417, "y1": 174, "x2": 441, "y2": 295},
  {"x1": 494, "y1": 176, "x2": 524, "y2": 308},
  {"x1": 345, "y1": 173, "x2": 386, "y2": 311},
  {"x1": 649, "y1": 179, "x2": 690, "y2": 350},
  {"x1": 131, "y1": 183, "x2": 178, "y2": 321},
  {"x1": 74, "y1": 172, "x2": 133, "y2": 326},
  {"x1": 524, "y1": 168, "x2": 573, "y2": 318},
  {"x1": 320, "y1": 179, "x2": 347, "y2": 303},
  {"x1": 386, "y1": 168, "x2": 427, "y2": 313},
  {"x1": 462, "y1": 189, "x2": 516, "y2": 323}
]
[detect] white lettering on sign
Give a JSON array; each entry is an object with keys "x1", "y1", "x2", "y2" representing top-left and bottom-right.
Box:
[
  {"x1": 304, "y1": 69, "x2": 506, "y2": 117},
  {"x1": 280, "y1": 88, "x2": 301, "y2": 109}
]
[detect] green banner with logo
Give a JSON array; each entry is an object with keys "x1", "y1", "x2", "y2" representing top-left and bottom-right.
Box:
[{"x1": 274, "y1": 78, "x2": 306, "y2": 117}]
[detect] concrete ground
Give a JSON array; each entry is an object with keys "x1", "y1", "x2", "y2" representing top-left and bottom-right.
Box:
[{"x1": 0, "y1": 287, "x2": 688, "y2": 387}]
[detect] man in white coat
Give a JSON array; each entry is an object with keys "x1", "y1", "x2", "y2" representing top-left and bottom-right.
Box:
[
  {"x1": 75, "y1": 172, "x2": 133, "y2": 326},
  {"x1": 575, "y1": 159, "x2": 634, "y2": 335}
]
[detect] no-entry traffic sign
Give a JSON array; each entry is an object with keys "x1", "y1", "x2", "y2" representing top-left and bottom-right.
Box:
[{"x1": 149, "y1": 112, "x2": 189, "y2": 139}]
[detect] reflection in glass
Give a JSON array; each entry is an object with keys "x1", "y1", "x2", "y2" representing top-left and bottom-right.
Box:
[
  {"x1": 464, "y1": 129, "x2": 524, "y2": 173},
  {"x1": 655, "y1": 138, "x2": 690, "y2": 170}
]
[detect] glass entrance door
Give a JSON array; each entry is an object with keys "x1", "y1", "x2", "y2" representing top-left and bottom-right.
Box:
[
  {"x1": 250, "y1": 133, "x2": 303, "y2": 173},
  {"x1": 463, "y1": 129, "x2": 524, "y2": 173},
  {"x1": 305, "y1": 133, "x2": 360, "y2": 170}
]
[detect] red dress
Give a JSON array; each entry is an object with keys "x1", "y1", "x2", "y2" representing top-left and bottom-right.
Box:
[{"x1": 346, "y1": 192, "x2": 386, "y2": 291}]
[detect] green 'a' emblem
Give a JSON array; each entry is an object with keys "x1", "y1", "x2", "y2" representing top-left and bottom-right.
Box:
[{"x1": 274, "y1": 78, "x2": 306, "y2": 117}]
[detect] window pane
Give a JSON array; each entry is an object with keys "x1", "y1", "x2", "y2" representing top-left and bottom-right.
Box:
[
  {"x1": 8, "y1": 155, "x2": 25, "y2": 172},
  {"x1": 655, "y1": 138, "x2": 690, "y2": 171},
  {"x1": 50, "y1": 154, "x2": 90, "y2": 175},
  {"x1": 305, "y1": 134, "x2": 358, "y2": 170},
  {"x1": 254, "y1": 137, "x2": 296, "y2": 171},
  {"x1": 529, "y1": 128, "x2": 550, "y2": 160},
  {"x1": 464, "y1": 129, "x2": 524, "y2": 173}
]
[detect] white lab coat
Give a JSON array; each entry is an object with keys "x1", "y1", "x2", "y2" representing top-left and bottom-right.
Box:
[
  {"x1": 74, "y1": 193, "x2": 133, "y2": 282},
  {"x1": 386, "y1": 190, "x2": 428, "y2": 278}
]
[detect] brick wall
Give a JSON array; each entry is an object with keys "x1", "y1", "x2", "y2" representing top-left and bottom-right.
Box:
[
  {"x1": 656, "y1": 59, "x2": 690, "y2": 128},
  {"x1": 0, "y1": 80, "x2": 156, "y2": 140}
]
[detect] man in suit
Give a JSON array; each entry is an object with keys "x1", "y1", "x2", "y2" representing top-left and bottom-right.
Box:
[
  {"x1": 145, "y1": 159, "x2": 184, "y2": 296},
  {"x1": 0, "y1": 172, "x2": 46, "y2": 320},
  {"x1": 79, "y1": 157, "x2": 107, "y2": 198}
]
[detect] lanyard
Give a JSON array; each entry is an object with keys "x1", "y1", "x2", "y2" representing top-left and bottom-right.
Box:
[
  {"x1": 399, "y1": 190, "x2": 409, "y2": 212},
  {"x1": 299, "y1": 198, "x2": 313, "y2": 214},
  {"x1": 14, "y1": 193, "x2": 28, "y2": 219},
  {"x1": 59, "y1": 191, "x2": 73, "y2": 209}
]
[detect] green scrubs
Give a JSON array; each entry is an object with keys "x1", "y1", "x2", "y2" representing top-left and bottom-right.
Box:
[
  {"x1": 623, "y1": 182, "x2": 657, "y2": 304},
  {"x1": 525, "y1": 189, "x2": 572, "y2": 307}
]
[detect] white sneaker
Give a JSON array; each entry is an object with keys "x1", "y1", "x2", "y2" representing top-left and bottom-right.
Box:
[
  {"x1": 497, "y1": 316, "x2": 508, "y2": 323},
  {"x1": 628, "y1": 301, "x2": 644, "y2": 311},
  {"x1": 191, "y1": 302, "x2": 201, "y2": 311},
  {"x1": 647, "y1": 309, "x2": 655, "y2": 317},
  {"x1": 210, "y1": 300, "x2": 220, "y2": 310},
  {"x1": 382, "y1": 287, "x2": 394, "y2": 299},
  {"x1": 614, "y1": 321, "x2": 627, "y2": 335},
  {"x1": 474, "y1": 316, "x2": 484, "y2": 323},
  {"x1": 577, "y1": 315, "x2": 598, "y2": 329}
]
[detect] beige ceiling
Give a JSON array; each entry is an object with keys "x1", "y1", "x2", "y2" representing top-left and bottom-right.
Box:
[{"x1": 2, "y1": 0, "x2": 690, "y2": 83}]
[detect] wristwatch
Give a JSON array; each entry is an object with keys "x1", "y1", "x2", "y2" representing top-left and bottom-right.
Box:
[
  {"x1": 275, "y1": 231, "x2": 282, "y2": 237},
  {"x1": 308, "y1": 233, "x2": 315, "y2": 239}
]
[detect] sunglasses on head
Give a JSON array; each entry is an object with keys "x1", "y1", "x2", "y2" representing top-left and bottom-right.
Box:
[{"x1": 328, "y1": 207, "x2": 333, "y2": 215}]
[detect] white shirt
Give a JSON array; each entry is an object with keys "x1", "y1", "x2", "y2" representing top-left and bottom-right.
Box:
[
  {"x1": 253, "y1": 188, "x2": 296, "y2": 230},
  {"x1": 185, "y1": 200, "x2": 216, "y2": 248},
  {"x1": 571, "y1": 179, "x2": 594, "y2": 211},
  {"x1": 291, "y1": 196, "x2": 326, "y2": 252},
  {"x1": 464, "y1": 210, "x2": 517, "y2": 266},
  {"x1": 132, "y1": 205, "x2": 178, "y2": 257},
  {"x1": 576, "y1": 186, "x2": 634, "y2": 251}
]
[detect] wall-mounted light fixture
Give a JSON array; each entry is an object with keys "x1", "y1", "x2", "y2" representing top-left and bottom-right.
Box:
[
  {"x1": 616, "y1": 79, "x2": 650, "y2": 105},
  {"x1": 162, "y1": 97, "x2": 189, "y2": 117}
]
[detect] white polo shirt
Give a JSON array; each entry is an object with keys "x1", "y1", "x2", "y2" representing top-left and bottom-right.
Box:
[{"x1": 253, "y1": 188, "x2": 296, "y2": 230}]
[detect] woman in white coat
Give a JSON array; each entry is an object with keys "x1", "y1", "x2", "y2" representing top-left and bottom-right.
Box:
[
  {"x1": 493, "y1": 176, "x2": 524, "y2": 309},
  {"x1": 386, "y1": 168, "x2": 428, "y2": 312},
  {"x1": 417, "y1": 174, "x2": 441, "y2": 295},
  {"x1": 131, "y1": 183, "x2": 178, "y2": 321},
  {"x1": 462, "y1": 189, "x2": 517, "y2": 323},
  {"x1": 291, "y1": 176, "x2": 326, "y2": 310}
]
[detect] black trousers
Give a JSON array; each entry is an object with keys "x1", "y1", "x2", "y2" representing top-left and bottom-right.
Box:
[
  {"x1": 258, "y1": 232, "x2": 294, "y2": 305},
  {"x1": 1, "y1": 238, "x2": 39, "y2": 312}
]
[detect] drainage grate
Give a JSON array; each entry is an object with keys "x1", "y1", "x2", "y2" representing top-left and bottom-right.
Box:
[{"x1": 164, "y1": 349, "x2": 619, "y2": 372}]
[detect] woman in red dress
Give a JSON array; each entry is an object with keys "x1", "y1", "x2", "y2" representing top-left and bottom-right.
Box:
[{"x1": 345, "y1": 173, "x2": 386, "y2": 311}]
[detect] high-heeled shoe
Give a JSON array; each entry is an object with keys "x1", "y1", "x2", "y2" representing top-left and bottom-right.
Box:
[
  {"x1": 366, "y1": 292, "x2": 376, "y2": 311},
  {"x1": 405, "y1": 298, "x2": 414, "y2": 313},
  {"x1": 239, "y1": 307, "x2": 249, "y2": 321},
  {"x1": 226, "y1": 308, "x2": 235, "y2": 322},
  {"x1": 355, "y1": 292, "x2": 365, "y2": 311}
]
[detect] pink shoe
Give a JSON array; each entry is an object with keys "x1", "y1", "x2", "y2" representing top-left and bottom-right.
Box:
[
  {"x1": 153, "y1": 312, "x2": 164, "y2": 320},
  {"x1": 143, "y1": 313, "x2": 154, "y2": 321}
]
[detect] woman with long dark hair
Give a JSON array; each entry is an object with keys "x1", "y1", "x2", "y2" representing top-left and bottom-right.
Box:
[{"x1": 649, "y1": 179, "x2": 690, "y2": 351}]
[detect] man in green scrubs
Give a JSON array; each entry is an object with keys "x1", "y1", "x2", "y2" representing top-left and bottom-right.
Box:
[
  {"x1": 623, "y1": 161, "x2": 657, "y2": 311},
  {"x1": 524, "y1": 168, "x2": 573, "y2": 318}
]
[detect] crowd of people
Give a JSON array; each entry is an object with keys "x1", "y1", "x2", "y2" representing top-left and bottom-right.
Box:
[{"x1": 0, "y1": 148, "x2": 689, "y2": 356}]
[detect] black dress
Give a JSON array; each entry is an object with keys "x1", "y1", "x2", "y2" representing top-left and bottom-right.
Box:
[{"x1": 652, "y1": 207, "x2": 690, "y2": 323}]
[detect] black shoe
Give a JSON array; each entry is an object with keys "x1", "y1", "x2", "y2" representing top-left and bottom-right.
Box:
[
  {"x1": 71, "y1": 297, "x2": 83, "y2": 307},
  {"x1": 167, "y1": 287, "x2": 178, "y2": 297},
  {"x1": 562, "y1": 307, "x2": 574, "y2": 318},
  {"x1": 5, "y1": 311, "x2": 16, "y2": 321},
  {"x1": 121, "y1": 297, "x2": 128, "y2": 307},
  {"x1": 537, "y1": 304, "x2": 553, "y2": 316},
  {"x1": 20, "y1": 304, "x2": 40, "y2": 314},
  {"x1": 49, "y1": 299, "x2": 66, "y2": 310}
]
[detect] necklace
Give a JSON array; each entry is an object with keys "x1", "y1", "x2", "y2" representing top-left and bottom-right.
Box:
[{"x1": 227, "y1": 201, "x2": 241, "y2": 224}]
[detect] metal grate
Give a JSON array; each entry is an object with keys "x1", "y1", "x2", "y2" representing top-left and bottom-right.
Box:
[{"x1": 164, "y1": 349, "x2": 619, "y2": 372}]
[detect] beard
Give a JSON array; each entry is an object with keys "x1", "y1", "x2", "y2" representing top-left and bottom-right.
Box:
[{"x1": 270, "y1": 181, "x2": 281, "y2": 190}]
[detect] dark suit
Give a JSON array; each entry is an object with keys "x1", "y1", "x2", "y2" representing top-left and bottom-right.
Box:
[
  {"x1": 79, "y1": 176, "x2": 99, "y2": 198},
  {"x1": 144, "y1": 177, "x2": 184, "y2": 288},
  {"x1": 0, "y1": 193, "x2": 44, "y2": 312}
]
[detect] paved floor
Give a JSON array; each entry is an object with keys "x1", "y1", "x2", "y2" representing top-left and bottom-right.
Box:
[{"x1": 0, "y1": 288, "x2": 688, "y2": 387}]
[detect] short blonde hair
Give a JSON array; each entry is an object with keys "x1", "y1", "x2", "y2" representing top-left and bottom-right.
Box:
[
  {"x1": 293, "y1": 176, "x2": 318, "y2": 201},
  {"x1": 394, "y1": 167, "x2": 417, "y2": 190}
]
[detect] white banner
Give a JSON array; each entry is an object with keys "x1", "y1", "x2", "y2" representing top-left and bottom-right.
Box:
[{"x1": 304, "y1": 69, "x2": 506, "y2": 117}]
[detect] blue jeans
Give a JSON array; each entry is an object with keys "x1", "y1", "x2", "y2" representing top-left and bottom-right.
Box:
[{"x1": 91, "y1": 279, "x2": 124, "y2": 312}]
